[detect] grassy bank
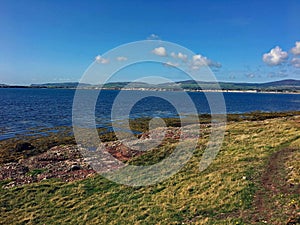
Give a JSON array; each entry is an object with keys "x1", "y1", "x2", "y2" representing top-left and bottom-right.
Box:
[{"x1": 0, "y1": 113, "x2": 299, "y2": 224}]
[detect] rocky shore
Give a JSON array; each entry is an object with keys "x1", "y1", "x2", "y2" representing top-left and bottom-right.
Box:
[
  {"x1": 1, "y1": 112, "x2": 298, "y2": 189},
  {"x1": 0, "y1": 125, "x2": 202, "y2": 188},
  {"x1": 0, "y1": 145, "x2": 95, "y2": 188}
]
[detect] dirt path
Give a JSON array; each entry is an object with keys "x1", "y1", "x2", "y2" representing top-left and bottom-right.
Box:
[{"x1": 251, "y1": 147, "x2": 300, "y2": 224}]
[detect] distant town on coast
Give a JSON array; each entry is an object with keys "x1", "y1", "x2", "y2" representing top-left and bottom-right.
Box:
[{"x1": 1, "y1": 79, "x2": 300, "y2": 93}]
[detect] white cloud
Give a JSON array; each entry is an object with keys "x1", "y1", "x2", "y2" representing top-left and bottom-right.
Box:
[
  {"x1": 291, "y1": 57, "x2": 300, "y2": 68},
  {"x1": 152, "y1": 47, "x2": 167, "y2": 56},
  {"x1": 190, "y1": 54, "x2": 221, "y2": 70},
  {"x1": 95, "y1": 55, "x2": 109, "y2": 64},
  {"x1": 147, "y1": 34, "x2": 160, "y2": 40},
  {"x1": 291, "y1": 41, "x2": 300, "y2": 55},
  {"x1": 262, "y1": 46, "x2": 288, "y2": 66},
  {"x1": 116, "y1": 56, "x2": 128, "y2": 61},
  {"x1": 170, "y1": 52, "x2": 188, "y2": 61},
  {"x1": 164, "y1": 61, "x2": 179, "y2": 67}
]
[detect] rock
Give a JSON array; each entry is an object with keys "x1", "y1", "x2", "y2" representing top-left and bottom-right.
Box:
[
  {"x1": 15, "y1": 142, "x2": 34, "y2": 152},
  {"x1": 119, "y1": 145, "x2": 132, "y2": 157},
  {"x1": 70, "y1": 164, "x2": 81, "y2": 171}
]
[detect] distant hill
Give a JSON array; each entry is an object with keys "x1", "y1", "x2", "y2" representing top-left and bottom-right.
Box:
[
  {"x1": 258, "y1": 79, "x2": 300, "y2": 87},
  {"x1": 99, "y1": 79, "x2": 300, "y2": 92},
  {"x1": 0, "y1": 84, "x2": 28, "y2": 88},
  {"x1": 1, "y1": 79, "x2": 300, "y2": 92},
  {"x1": 174, "y1": 79, "x2": 300, "y2": 91},
  {"x1": 30, "y1": 82, "x2": 91, "y2": 88},
  {"x1": 102, "y1": 82, "x2": 151, "y2": 89}
]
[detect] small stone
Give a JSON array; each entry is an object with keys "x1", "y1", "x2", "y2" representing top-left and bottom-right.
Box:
[{"x1": 70, "y1": 165, "x2": 81, "y2": 171}]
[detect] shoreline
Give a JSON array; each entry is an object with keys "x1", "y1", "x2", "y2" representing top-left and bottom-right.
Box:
[
  {"x1": 116, "y1": 87, "x2": 300, "y2": 94},
  {"x1": 1, "y1": 111, "x2": 299, "y2": 165},
  {"x1": 1, "y1": 111, "x2": 300, "y2": 141},
  {"x1": 0, "y1": 114, "x2": 299, "y2": 188},
  {"x1": 1, "y1": 86, "x2": 300, "y2": 94}
]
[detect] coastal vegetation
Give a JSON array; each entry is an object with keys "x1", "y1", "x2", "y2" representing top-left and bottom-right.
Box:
[{"x1": 0, "y1": 112, "x2": 299, "y2": 224}]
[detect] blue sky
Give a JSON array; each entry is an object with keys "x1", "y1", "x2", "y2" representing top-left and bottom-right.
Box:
[{"x1": 1, "y1": 0, "x2": 300, "y2": 85}]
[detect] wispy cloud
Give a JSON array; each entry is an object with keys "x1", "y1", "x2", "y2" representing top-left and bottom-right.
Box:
[
  {"x1": 164, "y1": 61, "x2": 179, "y2": 67},
  {"x1": 245, "y1": 73, "x2": 255, "y2": 79},
  {"x1": 262, "y1": 46, "x2": 288, "y2": 66},
  {"x1": 95, "y1": 55, "x2": 109, "y2": 64},
  {"x1": 229, "y1": 74, "x2": 236, "y2": 79},
  {"x1": 291, "y1": 57, "x2": 300, "y2": 68},
  {"x1": 116, "y1": 56, "x2": 128, "y2": 61},
  {"x1": 152, "y1": 47, "x2": 167, "y2": 56},
  {"x1": 267, "y1": 71, "x2": 289, "y2": 78},
  {"x1": 147, "y1": 34, "x2": 160, "y2": 40}
]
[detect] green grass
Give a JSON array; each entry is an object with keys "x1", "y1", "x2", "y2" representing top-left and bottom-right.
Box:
[
  {"x1": 27, "y1": 169, "x2": 47, "y2": 177},
  {"x1": 0, "y1": 115, "x2": 299, "y2": 224}
]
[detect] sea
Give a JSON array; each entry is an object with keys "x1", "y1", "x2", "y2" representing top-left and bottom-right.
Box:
[{"x1": 0, "y1": 88, "x2": 299, "y2": 140}]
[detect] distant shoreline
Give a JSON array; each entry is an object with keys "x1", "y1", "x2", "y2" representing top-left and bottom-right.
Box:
[
  {"x1": 103, "y1": 87, "x2": 300, "y2": 94},
  {"x1": 1, "y1": 86, "x2": 299, "y2": 94},
  {"x1": 1, "y1": 78, "x2": 300, "y2": 94}
]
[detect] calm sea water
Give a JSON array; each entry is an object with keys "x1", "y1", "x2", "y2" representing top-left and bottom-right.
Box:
[{"x1": 0, "y1": 88, "x2": 299, "y2": 140}]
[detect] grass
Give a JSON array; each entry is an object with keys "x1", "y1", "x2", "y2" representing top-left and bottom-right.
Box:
[
  {"x1": 286, "y1": 151, "x2": 300, "y2": 185},
  {"x1": 286, "y1": 138, "x2": 300, "y2": 186},
  {"x1": 0, "y1": 114, "x2": 299, "y2": 224},
  {"x1": 27, "y1": 169, "x2": 47, "y2": 177}
]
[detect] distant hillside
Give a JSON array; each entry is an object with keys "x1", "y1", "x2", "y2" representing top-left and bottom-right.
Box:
[
  {"x1": 1, "y1": 79, "x2": 300, "y2": 92},
  {"x1": 102, "y1": 82, "x2": 151, "y2": 89},
  {"x1": 100, "y1": 79, "x2": 300, "y2": 92},
  {"x1": 174, "y1": 79, "x2": 300, "y2": 91},
  {"x1": 30, "y1": 82, "x2": 91, "y2": 88},
  {"x1": 258, "y1": 79, "x2": 300, "y2": 88},
  {"x1": 0, "y1": 84, "x2": 28, "y2": 88}
]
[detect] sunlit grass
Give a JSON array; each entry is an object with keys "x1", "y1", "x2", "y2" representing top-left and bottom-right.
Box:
[{"x1": 0, "y1": 115, "x2": 299, "y2": 224}]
